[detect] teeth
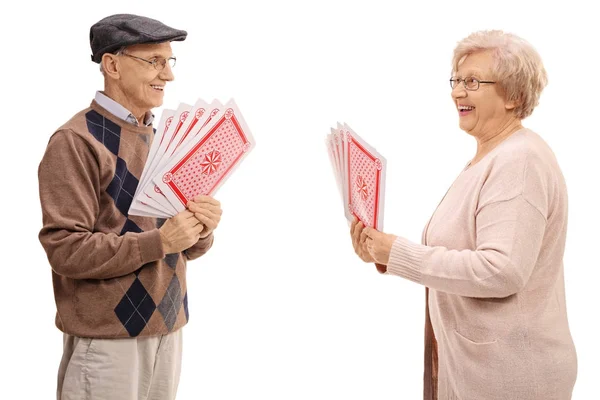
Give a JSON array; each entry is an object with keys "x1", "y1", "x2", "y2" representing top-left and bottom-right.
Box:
[
  {"x1": 151, "y1": 85, "x2": 164, "y2": 91},
  {"x1": 459, "y1": 105, "x2": 474, "y2": 111}
]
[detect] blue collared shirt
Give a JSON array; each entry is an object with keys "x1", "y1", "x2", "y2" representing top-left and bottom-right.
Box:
[{"x1": 94, "y1": 91, "x2": 155, "y2": 127}]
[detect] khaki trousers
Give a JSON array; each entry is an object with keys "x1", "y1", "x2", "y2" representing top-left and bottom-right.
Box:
[{"x1": 57, "y1": 329, "x2": 183, "y2": 400}]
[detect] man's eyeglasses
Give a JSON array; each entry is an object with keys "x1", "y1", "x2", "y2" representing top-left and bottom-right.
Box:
[
  {"x1": 121, "y1": 53, "x2": 176, "y2": 71},
  {"x1": 450, "y1": 77, "x2": 496, "y2": 91}
]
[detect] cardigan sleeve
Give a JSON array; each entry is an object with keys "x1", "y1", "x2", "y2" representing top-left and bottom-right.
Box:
[
  {"x1": 381, "y1": 152, "x2": 553, "y2": 298},
  {"x1": 38, "y1": 130, "x2": 165, "y2": 280},
  {"x1": 385, "y1": 195, "x2": 546, "y2": 298}
]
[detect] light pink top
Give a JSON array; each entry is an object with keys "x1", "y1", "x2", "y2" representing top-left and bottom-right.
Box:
[{"x1": 385, "y1": 128, "x2": 577, "y2": 399}]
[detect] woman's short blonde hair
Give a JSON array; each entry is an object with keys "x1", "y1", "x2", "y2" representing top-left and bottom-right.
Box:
[{"x1": 452, "y1": 30, "x2": 547, "y2": 119}]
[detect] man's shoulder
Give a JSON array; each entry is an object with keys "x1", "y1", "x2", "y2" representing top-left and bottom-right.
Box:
[
  {"x1": 52, "y1": 103, "x2": 119, "y2": 149},
  {"x1": 45, "y1": 103, "x2": 122, "y2": 166},
  {"x1": 53, "y1": 104, "x2": 93, "y2": 138}
]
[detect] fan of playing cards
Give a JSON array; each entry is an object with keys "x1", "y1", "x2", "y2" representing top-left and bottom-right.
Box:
[
  {"x1": 326, "y1": 123, "x2": 386, "y2": 230},
  {"x1": 129, "y1": 98, "x2": 255, "y2": 218}
]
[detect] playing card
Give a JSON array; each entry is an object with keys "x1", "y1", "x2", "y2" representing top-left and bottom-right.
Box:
[
  {"x1": 331, "y1": 128, "x2": 342, "y2": 182},
  {"x1": 175, "y1": 100, "x2": 223, "y2": 153},
  {"x1": 325, "y1": 133, "x2": 342, "y2": 199},
  {"x1": 344, "y1": 124, "x2": 386, "y2": 230},
  {"x1": 129, "y1": 98, "x2": 255, "y2": 219},
  {"x1": 130, "y1": 202, "x2": 170, "y2": 218},
  {"x1": 129, "y1": 109, "x2": 175, "y2": 217},
  {"x1": 137, "y1": 100, "x2": 226, "y2": 216},
  {"x1": 153, "y1": 99, "x2": 255, "y2": 212},
  {"x1": 138, "y1": 103, "x2": 193, "y2": 214},
  {"x1": 138, "y1": 179, "x2": 178, "y2": 216},
  {"x1": 135, "y1": 108, "x2": 174, "y2": 196},
  {"x1": 328, "y1": 129, "x2": 340, "y2": 185},
  {"x1": 166, "y1": 98, "x2": 209, "y2": 158},
  {"x1": 337, "y1": 122, "x2": 352, "y2": 221},
  {"x1": 331, "y1": 125, "x2": 352, "y2": 221}
]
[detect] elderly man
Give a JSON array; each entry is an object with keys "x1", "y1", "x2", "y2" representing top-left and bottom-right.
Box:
[{"x1": 38, "y1": 14, "x2": 221, "y2": 400}]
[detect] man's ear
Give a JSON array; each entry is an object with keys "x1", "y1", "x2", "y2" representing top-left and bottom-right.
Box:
[{"x1": 101, "y1": 53, "x2": 120, "y2": 78}]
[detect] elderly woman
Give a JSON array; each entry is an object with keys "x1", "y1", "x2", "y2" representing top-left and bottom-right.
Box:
[{"x1": 352, "y1": 30, "x2": 578, "y2": 400}]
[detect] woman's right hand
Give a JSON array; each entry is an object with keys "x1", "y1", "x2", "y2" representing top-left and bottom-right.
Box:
[{"x1": 350, "y1": 217, "x2": 375, "y2": 263}]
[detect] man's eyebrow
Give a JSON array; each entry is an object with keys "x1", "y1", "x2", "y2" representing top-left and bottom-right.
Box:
[{"x1": 145, "y1": 53, "x2": 174, "y2": 59}]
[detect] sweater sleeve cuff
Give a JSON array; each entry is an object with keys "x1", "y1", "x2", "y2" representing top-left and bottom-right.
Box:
[
  {"x1": 138, "y1": 229, "x2": 165, "y2": 264},
  {"x1": 184, "y1": 233, "x2": 214, "y2": 260},
  {"x1": 386, "y1": 236, "x2": 428, "y2": 284},
  {"x1": 196, "y1": 232, "x2": 214, "y2": 248}
]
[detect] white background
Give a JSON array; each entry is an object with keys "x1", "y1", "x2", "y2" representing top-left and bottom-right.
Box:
[{"x1": 1, "y1": 0, "x2": 598, "y2": 398}]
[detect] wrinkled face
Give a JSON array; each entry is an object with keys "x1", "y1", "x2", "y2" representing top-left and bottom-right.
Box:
[
  {"x1": 116, "y1": 42, "x2": 175, "y2": 113},
  {"x1": 451, "y1": 51, "x2": 515, "y2": 137}
]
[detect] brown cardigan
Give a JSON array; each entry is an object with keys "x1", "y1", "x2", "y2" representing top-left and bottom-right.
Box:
[{"x1": 38, "y1": 101, "x2": 213, "y2": 338}]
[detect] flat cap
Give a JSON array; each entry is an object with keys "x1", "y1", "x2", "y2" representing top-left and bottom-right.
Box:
[{"x1": 90, "y1": 14, "x2": 187, "y2": 63}]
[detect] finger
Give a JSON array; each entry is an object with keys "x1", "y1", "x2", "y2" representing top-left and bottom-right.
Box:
[
  {"x1": 192, "y1": 195, "x2": 220, "y2": 207},
  {"x1": 192, "y1": 209, "x2": 221, "y2": 223},
  {"x1": 352, "y1": 221, "x2": 363, "y2": 245},
  {"x1": 194, "y1": 224, "x2": 206, "y2": 233},
  {"x1": 172, "y1": 211, "x2": 195, "y2": 227},
  {"x1": 176, "y1": 210, "x2": 196, "y2": 220},
  {"x1": 366, "y1": 240, "x2": 376, "y2": 257},
  {"x1": 190, "y1": 199, "x2": 221, "y2": 208},
  {"x1": 359, "y1": 229, "x2": 369, "y2": 244},
  {"x1": 194, "y1": 212, "x2": 218, "y2": 230},
  {"x1": 357, "y1": 221, "x2": 365, "y2": 237},
  {"x1": 186, "y1": 218, "x2": 205, "y2": 232},
  {"x1": 193, "y1": 223, "x2": 205, "y2": 235},
  {"x1": 360, "y1": 244, "x2": 373, "y2": 263},
  {"x1": 186, "y1": 217, "x2": 203, "y2": 228},
  {"x1": 188, "y1": 203, "x2": 222, "y2": 214},
  {"x1": 364, "y1": 227, "x2": 377, "y2": 239},
  {"x1": 350, "y1": 219, "x2": 360, "y2": 240}
]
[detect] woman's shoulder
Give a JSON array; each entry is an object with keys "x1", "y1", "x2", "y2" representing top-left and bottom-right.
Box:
[
  {"x1": 482, "y1": 129, "x2": 565, "y2": 215},
  {"x1": 485, "y1": 128, "x2": 563, "y2": 180},
  {"x1": 490, "y1": 128, "x2": 560, "y2": 172}
]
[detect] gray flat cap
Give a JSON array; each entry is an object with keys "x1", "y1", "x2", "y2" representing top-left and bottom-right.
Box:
[{"x1": 90, "y1": 14, "x2": 187, "y2": 63}]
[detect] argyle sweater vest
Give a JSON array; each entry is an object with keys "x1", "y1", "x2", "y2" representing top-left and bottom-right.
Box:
[{"x1": 38, "y1": 100, "x2": 213, "y2": 338}]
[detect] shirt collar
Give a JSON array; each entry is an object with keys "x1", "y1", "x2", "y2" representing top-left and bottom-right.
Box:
[{"x1": 94, "y1": 91, "x2": 155, "y2": 127}]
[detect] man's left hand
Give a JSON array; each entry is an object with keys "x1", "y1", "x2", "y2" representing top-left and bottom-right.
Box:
[
  {"x1": 186, "y1": 195, "x2": 222, "y2": 239},
  {"x1": 364, "y1": 227, "x2": 397, "y2": 265}
]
